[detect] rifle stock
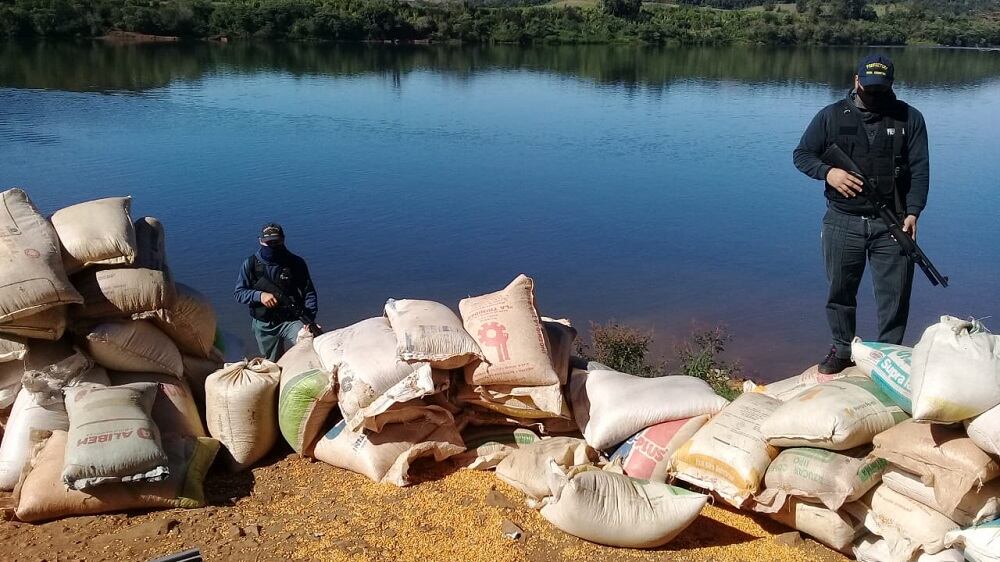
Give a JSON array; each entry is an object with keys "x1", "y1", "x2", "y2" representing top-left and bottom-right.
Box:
[{"x1": 820, "y1": 144, "x2": 949, "y2": 288}]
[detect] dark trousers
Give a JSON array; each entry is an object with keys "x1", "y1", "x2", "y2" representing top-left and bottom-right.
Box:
[{"x1": 822, "y1": 208, "x2": 914, "y2": 359}]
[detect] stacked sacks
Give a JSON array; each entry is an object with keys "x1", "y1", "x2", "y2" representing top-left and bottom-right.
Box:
[
  {"x1": 458, "y1": 276, "x2": 574, "y2": 432},
  {"x1": 749, "y1": 375, "x2": 909, "y2": 551},
  {"x1": 748, "y1": 363, "x2": 866, "y2": 401},
  {"x1": 311, "y1": 311, "x2": 465, "y2": 485},
  {"x1": 608, "y1": 415, "x2": 710, "y2": 482},
  {"x1": 845, "y1": 316, "x2": 1000, "y2": 561}
]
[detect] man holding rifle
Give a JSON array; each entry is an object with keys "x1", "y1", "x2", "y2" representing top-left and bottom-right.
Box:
[
  {"x1": 793, "y1": 54, "x2": 931, "y2": 375},
  {"x1": 235, "y1": 223, "x2": 320, "y2": 361}
]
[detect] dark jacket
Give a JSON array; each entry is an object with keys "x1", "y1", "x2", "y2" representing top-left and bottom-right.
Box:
[
  {"x1": 793, "y1": 91, "x2": 929, "y2": 217},
  {"x1": 234, "y1": 248, "x2": 318, "y2": 321}
]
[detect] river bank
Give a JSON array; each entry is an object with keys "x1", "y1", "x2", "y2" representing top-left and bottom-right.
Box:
[{"x1": 1, "y1": 0, "x2": 998, "y2": 47}]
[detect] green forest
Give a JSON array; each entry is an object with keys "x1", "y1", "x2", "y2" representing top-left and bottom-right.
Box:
[{"x1": 1, "y1": 0, "x2": 998, "y2": 46}]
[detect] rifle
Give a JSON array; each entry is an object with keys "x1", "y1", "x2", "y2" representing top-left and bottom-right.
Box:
[
  {"x1": 821, "y1": 143, "x2": 949, "y2": 288},
  {"x1": 252, "y1": 273, "x2": 323, "y2": 336}
]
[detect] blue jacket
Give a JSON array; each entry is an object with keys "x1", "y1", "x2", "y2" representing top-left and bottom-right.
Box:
[{"x1": 234, "y1": 248, "x2": 318, "y2": 318}]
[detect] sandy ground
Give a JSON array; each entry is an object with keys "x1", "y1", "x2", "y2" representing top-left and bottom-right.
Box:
[{"x1": 0, "y1": 451, "x2": 851, "y2": 562}]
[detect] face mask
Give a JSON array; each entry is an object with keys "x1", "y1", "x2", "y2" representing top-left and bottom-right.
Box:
[{"x1": 259, "y1": 243, "x2": 286, "y2": 262}]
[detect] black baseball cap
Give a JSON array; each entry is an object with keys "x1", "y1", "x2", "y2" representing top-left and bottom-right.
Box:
[
  {"x1": 857, "y1": 54, "x2": 894, "y2": 88},
  {"x1": 260, "y1": 223, "x2": 285, "y2": 242}
]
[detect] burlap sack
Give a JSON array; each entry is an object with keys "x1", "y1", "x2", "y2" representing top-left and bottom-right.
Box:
[
  {"x1": 873, "y1": 420, "x2": 1000, "y2": 514},
  {"x1": 278, "y1": 338, "x2": 337, "y2": 456},
  {"x1": 496, "y1": 437, "x2": 601, "y2": 500},
  {"x1": 542, "y1": 318, "x2": 577, "y2": 386},
  {"x1": 72, "y1": 267, "x2": 176, "y2": 321},
  {"x1": 62, "y1": 382, "x2": 169, "y2": 489},
  {"x1": 206, "y1": 358, "x2": 281, "y2": 471},
  {"x1": 14, "y1": 430, "x2": 219, "y2": 523},
  {"x1": 313, "y1": 418, "x2": 465, "y2": 486},
  {"x1": 864, "y1": 485, "x2": 960, "y2": 562},
  {"x1": 882, "y1": 466, "x2": 1000, "y2": 527},
  {"x1": 672, "y1": 392, "x2": 781, "y2": 508},
  {"x1": 0, "y1": 305, "x2": 68, "y2": 340},
  {"x1": 133, "y1": 216, "x2": 167, "y2": 271},
  {"x1": 460, "y1": 275, "x2": 560, "y2": 387},
  {"x1": 84, "y1": 321, "x2": 183, "y2": 377},
  {"x1": 0, "y1": 189, "x2": 83, "y2": 323},
  {"x1": 769, "y1": 498, "x2": 866, "y2": 553},
  {"x1": 756, "y1": 447, "x2": 887, "y2": 512},
  {"x1": 50, "y1": 196, "x2": 137, "y2": 273},
  {"x1": 384, "y1": 298, "x2": 484, "y2": 369},
  {"x1": 109, "y1": 372, "x2": 206, "y2": 438},
  {"x1": 153, "y1": 282, "x2": 217, "y2": 359}
]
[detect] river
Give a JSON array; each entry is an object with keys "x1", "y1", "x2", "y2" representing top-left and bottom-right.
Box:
[{"x1": 2, "y1": 42, "x2": 998, "y2": 380}]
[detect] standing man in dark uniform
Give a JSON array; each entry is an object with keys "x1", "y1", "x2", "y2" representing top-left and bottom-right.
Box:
[
  {"x1": 793, "y1": 54, "x2": 930, "y2": 374},
  {"x1": 234, "y1": 223, "x2": 319, "y2": 361}
]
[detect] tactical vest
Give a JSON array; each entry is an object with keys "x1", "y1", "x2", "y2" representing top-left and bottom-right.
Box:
[
  {"x1": 249, "y1": 254, "x2": 298, "y2": 323},
  {"x1": 831, "y1": 98, "x2": 910, "y2": 216}
]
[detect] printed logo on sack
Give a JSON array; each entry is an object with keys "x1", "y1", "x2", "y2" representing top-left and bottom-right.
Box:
[
  {"x1": 77, "y1": 427, "x2": 152, "y2": 446},
  {"x1": 478, "y1": 322, "x2": 511, "y2": 362},
  {"x1": 23, "y1": 248, "x2": 40, "y2": 259},
  {"x1": 868, "y1": 350, "x2": 885, "y2": 361}
]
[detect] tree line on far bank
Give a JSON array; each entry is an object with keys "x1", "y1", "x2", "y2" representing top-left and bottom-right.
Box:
[{"x1": 0, "y1": 0, "x2": 997, "y2": 47}]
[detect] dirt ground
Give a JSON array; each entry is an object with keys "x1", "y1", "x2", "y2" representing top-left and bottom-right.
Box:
[{"x1": 0, "y1": 451, "x2": 852, "y2": 562}]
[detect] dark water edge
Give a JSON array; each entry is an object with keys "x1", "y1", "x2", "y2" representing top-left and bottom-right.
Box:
[{"x1": 2, "y1": 41, "x2": 999, "y2": 381}]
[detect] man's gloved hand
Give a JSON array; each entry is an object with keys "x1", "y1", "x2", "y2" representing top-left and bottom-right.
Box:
[{"x1": 826, "y1": 168, "x2": 865, "y2": 198}]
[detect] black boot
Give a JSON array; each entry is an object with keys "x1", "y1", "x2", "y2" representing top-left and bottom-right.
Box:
[{"x1": 818, "y1": 346, "x2": 855, "y2": 375}]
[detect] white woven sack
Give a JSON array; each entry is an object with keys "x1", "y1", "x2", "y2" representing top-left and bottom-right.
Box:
[
  {"x1": 911, "y1": 316, "x2": 1000, "y2": 423},
  {"x1": 538, "y1": 463, "x2": 707, "y2": 548},
  {"x1": 967, "y1": 403, "x2": 1000, "y2": 456},
  {"x1": 84, "y1": 321, "x2": 183, "y2": 378},
  {"x1": 384, "y1": 298, "x2": 483, "y2": 369},
  {"x1": 946, "y1": 519, "x2": 1000, "y2": 562},
  {"x1": 569, "y1": 364, "x2": 728, "y2": 451},
  {"x1": 864, "y1": 485, "x2": 960, "y2": 562},
  {"x1": 854, "y1": 534, "x2": 964, "y2": 562}
]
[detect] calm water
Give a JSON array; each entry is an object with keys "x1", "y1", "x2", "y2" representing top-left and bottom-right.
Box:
[{"x1": 2, "y1": 42, "x2": 999, "y2": 380}]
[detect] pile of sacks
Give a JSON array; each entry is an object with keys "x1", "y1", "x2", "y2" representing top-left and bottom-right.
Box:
[{"x1": 0, "y1": 188, "x2": 226, "y2": 522}]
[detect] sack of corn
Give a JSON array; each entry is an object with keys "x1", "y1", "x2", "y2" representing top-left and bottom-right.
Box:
[
  {"x1": 50, "y1": 196, "x2": 137, "y2": 273},
  {"x1": 538, "y1": 463, "x2": 708, "y2": 548},
  {"x1": 852, "y1": 339, "x2": 914, "y2": 413},
  {"x1": 967, "y1": 403, "x2": 1000, "y2": 456},
  {"x1": 453, "y1": 425, "x2": 540, "y2": 471},
  {"x1": 854, "y1": 534, "x2": 964, "y2": 562},
  {"x1": 495, "y1": 437, "x2": 600, "y2": 501},
  {"x1": 569, "y1": 363, "x2": 728, "y2": 451},
  {"x1": 872, "y1": 419, "x2": 1000, "y2": 514},
  {"x1": 205, "y1": 358, "x2": 281, "y2": 471},
  {"x1": 0, "y1": 188, "x2": 82, "y2": 324},
  {"x1": 83, "y1": 321, "x2": 183, "y2": 378},
  {"x1": 313, "y1": 417, "x2": 464, "y2": 487},
  {"x1": 154, "y1": 282, "x2": 219, "y2": 359},
  {"x1": 384, "y1": 298, "x2": 483, "y2": 369},
  {"x1": 752, "y1": 363, "x2": 863, "y2": 402},
  {"x1": 910, "y1": 316, "x2": 1000, "y2": 423},
  {"x1": 945, "y1": 519, "x2": 1000, "y2": 562},
  {"x1": 13, "y1": 430, "x2": 218, "y2": 523},
  {"x1": 768, "y1": 497, "x2": 867, "y2": 553},
  {"x1": 62, "y1": 382, "x2": 169, "y2": 490},
  {"x1": 608, "y1": 415, "x2": 710, "y2": 483},
  {"x1": 277, "y1": 338, "x2": 337, "y2": 456},
  {"x1": 863, "y1": 485, "x2": 960, "y2": 562},
  {"x1": 755, "y1": 447, "x2": 887, "y2": 512},
  {"x1": 671, "y1": 392, "x2": 781, "y2": 508},
  {"x1": 761, "y1": 376, "x2": 908, "y2": 450},
  {"x1": 459, "y1": 275, "x2": 560, "y2": 387},
  {"x1": 71, "y1": 267, "x2": 175, "y2": 321},
  {"x1": 882, "y1": 466, "x2": 1000, "y2": 527},
  {"x1": 0, "y1": 306, "x2": 68, "y2": 341},
  {"x1": 109, "y1": 372, "x2": 205, "y2": 438}
]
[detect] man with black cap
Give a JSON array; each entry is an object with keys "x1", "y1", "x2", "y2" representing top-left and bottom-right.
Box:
[
  {"x1": 234, "y1": 223, "x2": 319, "y2": 361},
  {"x1": 793, "y1": 54, "x2": 930, "y2": 374}
]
